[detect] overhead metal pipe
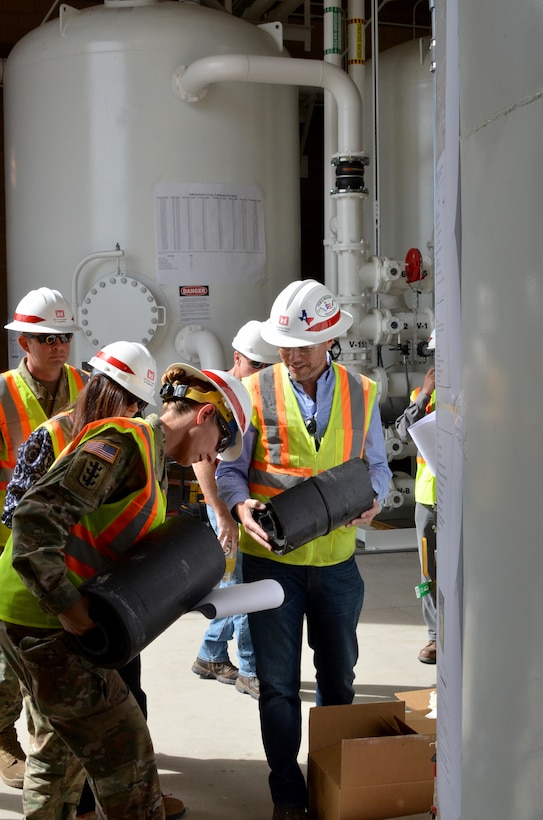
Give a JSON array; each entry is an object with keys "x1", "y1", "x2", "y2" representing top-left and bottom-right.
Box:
[{"x1": 171, "y1": 54, "x2": 362, "y2": 154}]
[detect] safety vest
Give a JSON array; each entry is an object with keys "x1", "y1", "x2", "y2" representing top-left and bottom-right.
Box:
[
  {"x1": 41, "y1": 411, "x2": 73, "y2": 457},
  {"x1": 0, "y1": 366, "x2": 85, "y2": 547},
  {"x1": 411, "y1": 386, "x2": 436, "y2": 506},
  {"x1": 0, "y1": 417, "x2": 166, "y2": 629},
  {"x1": 240, "y1": 362, "x2": 377, "y2": 565}
]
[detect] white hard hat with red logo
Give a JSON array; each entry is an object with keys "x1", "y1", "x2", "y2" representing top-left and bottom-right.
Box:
[
  {"x1": 232, "y1": 320, "x2": 279, "y2": 364},
  {"x1": 89, "y1": 341, "x2": 158, "y2": 405},
  {"x1": 260, "y1": 279, "x2": 353, "y2": 348},
  {"x1": 160, "y1": 363, "x2": 252, "y2": 461},
  {"x1": 5, "y1": 287, "x2": 82, "y2": 334}
]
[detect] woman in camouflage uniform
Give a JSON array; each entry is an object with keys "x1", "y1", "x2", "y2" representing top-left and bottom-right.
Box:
[{"x1": 0, "y1": 361, "x2": 251, "y2": 820}]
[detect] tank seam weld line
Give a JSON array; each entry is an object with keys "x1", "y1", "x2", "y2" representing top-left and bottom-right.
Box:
[{"x1": 461, "y1": 86, "x2": 543, "y2": 139}]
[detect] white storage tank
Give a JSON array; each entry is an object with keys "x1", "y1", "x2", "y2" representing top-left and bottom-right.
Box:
[
  {"x1": 4, "y1": 0, "x2": 300, "y2": 384},
  {"x1": 364, "y1": 38, "x2": 434, "y2": 261}
]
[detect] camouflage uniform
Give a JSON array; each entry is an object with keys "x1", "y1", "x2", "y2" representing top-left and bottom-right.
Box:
[
  {"x1": 0, "y1": 416, "x2": 167, "y2": 819},
  {"x1": 0, "y1": 359, "x2": 87, "y2": 782}
]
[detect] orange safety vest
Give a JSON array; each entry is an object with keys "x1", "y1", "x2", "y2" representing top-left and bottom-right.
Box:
[
  {"x1": 0, "y1": 416, "x2": 166, "y2": 629},
  {"x1": 0, "y1": 366, "x2": 86, "y2": 549},
  {"x1": 240, "y1": 362, "x2": 377, "y2": 565},
  {"x1": 59, "y1": 417, "x2": 166, "y2": 584},
  {"x1": 41, "y1": 411, "x2": 73, "y2": 457},
  {"x1": 0, "y1": 366, "x2": 86, "y2": 489}
]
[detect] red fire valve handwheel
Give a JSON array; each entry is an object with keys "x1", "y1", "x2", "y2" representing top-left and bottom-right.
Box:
[{"x1": 405, "y1": 247, "x2": 424, "y2": 283}]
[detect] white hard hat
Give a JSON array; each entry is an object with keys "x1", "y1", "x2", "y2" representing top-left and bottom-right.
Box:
[
  {"x1": 5, "y1": 287, "x2": 82, "y2": 334},
  {"x1": 89, "y1": 341, "x2": 158, "y2": 405},
  {"x1": 232, "y1": 320, "x2": 279, "y2": 364},
  {"x1": 260, "y1": 279, "x2": 353, "y2": 348},
  {"x1": 427, "y1": 328, "x2": 436, "y2": 350},
  {"x1": 160, "y1": 363, "x2": 253, "y2": 461}
]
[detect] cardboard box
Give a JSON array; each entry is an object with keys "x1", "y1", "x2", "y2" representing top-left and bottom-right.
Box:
[
  {"x1": 308, "y1": 700, "x2": 435, "y2": 820},
  {"x1": 394, "y1": 688, "x2": 437, "y2": 736}
]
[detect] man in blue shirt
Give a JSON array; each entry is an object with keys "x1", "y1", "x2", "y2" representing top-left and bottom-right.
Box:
[{"x1": 216, "y1": 280, "x2": 391, "y2": 820}]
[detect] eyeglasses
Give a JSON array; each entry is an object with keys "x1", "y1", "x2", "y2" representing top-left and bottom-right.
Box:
[
  {"x1": 246, "y1": 358, "x2": 270, "y2": 370},
  {"x1": 239, "y1": 354, "x2": 270, "y2": 371},
  {"x1": 25, "y1": 333, "x2": 73, "y2": 345},
  {"x1": 215, "y1": 412, "x2": 232, "y2": 454},
  {"x1": 125, "y1": 391, "x2": 148, "y2": 415}
]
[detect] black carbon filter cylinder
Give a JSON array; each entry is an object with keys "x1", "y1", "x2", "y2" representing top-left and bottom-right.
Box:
[
  {"x1": 253, "y1": 458, "x2": 375, "y2": 555},
  {"x1": 72, "y1": 514, "x2": 225, "y2": 668}
]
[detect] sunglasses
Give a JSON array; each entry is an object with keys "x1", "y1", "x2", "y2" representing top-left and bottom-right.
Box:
[
  {"x1": 125, "y1": 391, "x2": 148, "y2": 415},
  {"x1": 25, "y1": 333, "x2": 73, "y2": 345},
  {"x1": 241, "y1": 354, "x2": 270, "y2": 371},
  {"x1": 215, "y1": 412, "x2": 233, "y2": 454}
]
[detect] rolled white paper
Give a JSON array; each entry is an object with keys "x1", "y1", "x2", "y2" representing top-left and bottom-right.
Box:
[
  {"x1": 407, "y1": 410, "x2": 437, "y2": 477},
  {"x1": 191, "y1": 579, "x2": 284, "y2": 619}
]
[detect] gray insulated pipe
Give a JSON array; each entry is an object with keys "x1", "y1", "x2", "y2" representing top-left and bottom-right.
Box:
[
  {"x1": 72, "y1": 515, "x2": 225, "y2": 668},
  {"x1": 251, "y1": 458, "x2": 376, "y2": 555}
]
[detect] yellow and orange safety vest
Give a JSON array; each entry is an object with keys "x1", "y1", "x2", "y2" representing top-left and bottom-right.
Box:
[
  {"x1": 0, "y1": 417, "x2": 166, "y2": 629},
  {"x1": 240, "y1": 362, "x2": 377, "y2": 566}
]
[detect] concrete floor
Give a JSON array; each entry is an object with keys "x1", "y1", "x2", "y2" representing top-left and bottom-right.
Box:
[{"x1": 0, "y1": 548, "x2": 436, "y2": 820}]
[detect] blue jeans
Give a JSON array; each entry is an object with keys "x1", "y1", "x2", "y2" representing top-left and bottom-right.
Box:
[
  {"x1": 197, "y1": 508, "x2": 256, "y2": 677},
  {"x1": 243, "y1": 553, "x2": 364, "y2": 808}
]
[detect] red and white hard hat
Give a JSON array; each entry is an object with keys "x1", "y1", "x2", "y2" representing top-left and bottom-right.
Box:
[
  {"x1": 5, "y1": 287, "x2": 82, "y2": 334},
  {"x1": 260, "y1": 279, "x2": 353, "y2": 348},
  {"x1": 89, "y1": 341, "x2": 158, "y2": 405},
  {"x1": 161, "y1": 363, "x2": 253, "y2": 461},
  {"x1": 232, "y1": 320, "x2": 279, "y2": 364}
]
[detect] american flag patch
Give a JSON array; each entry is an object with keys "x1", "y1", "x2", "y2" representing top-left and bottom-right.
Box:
[{"x1": 81, "y1": 440, "x2": 120, "y2": 464}]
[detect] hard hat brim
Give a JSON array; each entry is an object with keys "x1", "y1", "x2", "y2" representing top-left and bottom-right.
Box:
[{"x1": 5, "y1": 319, "x2": 82, "y2": 333}]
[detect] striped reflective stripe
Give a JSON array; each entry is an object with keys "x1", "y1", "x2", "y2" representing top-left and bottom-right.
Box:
[
  {"x1": 0, "y1": 373, "x2": 41, "y2": 482},
  {"x1": 42, "y1": 412, "x2": 73, "y2": 458},
  {"x1": 0, "y1": 367, "x2": 85, "y2": 487},
  {"x1": 248, "y1": 363, "x2": 376, "y2": 496},
  {"x1": 57, "y1": 418, "x2": 165, "y2": 580}
]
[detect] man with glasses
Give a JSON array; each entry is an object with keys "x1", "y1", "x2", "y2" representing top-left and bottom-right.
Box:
[
  {"x1": 216, "y1": 280, "x2": 392, "y2": 820},
  {"x1": 0, "y1": 286, "x2": 86, "y2": 788},
  {"x1": 191, "y1": 321, "x2": 279, "y2": 700}
]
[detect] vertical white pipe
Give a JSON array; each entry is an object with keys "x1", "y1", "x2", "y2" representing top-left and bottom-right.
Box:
[
  {"x1": 347, "y1": 0, "x2": 365, "y2": 127},
  {"x1": 371, "y1": 0, "x2": 381, "y2": 256},
  {"x1": 323, "y1": 0, "x2": 342, "y2": 293}
]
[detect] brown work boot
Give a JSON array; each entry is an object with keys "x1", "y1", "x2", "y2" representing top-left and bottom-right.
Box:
[
  {"x1": 191, "y1": 657, "x2": 239, "y2": 684},
  {"x1": 418, "y1": 640, "x2": 437, "y2": 664},
  {"x1": 162, "y1": 792, "x2": 187, "y2": 818},
  {"x1": 235, "y1": 674, "x2": 260, "y2": 700},
  {"x1": 0, "y1": 724, "x2": 26, "y2": 789}
]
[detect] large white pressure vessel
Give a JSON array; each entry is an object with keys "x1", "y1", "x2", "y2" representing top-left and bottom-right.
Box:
[{"x1": 4, "y1": 0, "x2": 300, "y2": 384}]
